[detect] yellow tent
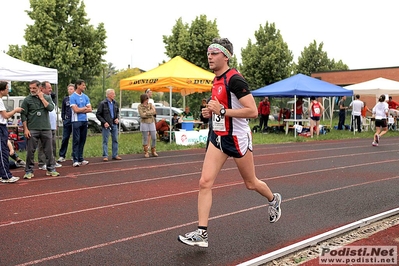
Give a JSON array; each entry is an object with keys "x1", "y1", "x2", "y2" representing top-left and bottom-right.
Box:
[{"x1": 119, "y1": 56, "x2": 215, "y2": 96}]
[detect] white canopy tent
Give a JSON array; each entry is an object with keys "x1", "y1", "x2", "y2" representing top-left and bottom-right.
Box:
[
  {"x1": 0, "y1": 52, "x2": 60, "y2": 141},
  {"x1": 0, "y1": 52, "x2": 58, "y2": 84},
  {"x1": 344, "y1": 77, "x2": 399, "y2": 99}
]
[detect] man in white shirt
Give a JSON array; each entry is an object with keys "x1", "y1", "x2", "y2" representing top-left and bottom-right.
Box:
[{"x1": 349, "y1": 94, "x2": 364, "y2": 133}]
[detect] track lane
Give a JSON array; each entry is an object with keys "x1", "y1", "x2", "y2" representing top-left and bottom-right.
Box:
[{"x1": 0, "y1": 137, "x2": 398, "y2": 265}]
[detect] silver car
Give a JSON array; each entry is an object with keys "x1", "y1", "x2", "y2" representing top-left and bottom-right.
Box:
[
  {"x1": 155, "y1": 106, "x2": 183, "y2": 123},
  {"x1": 120, "y1": 108, "x2": 140, "y2": 131}
]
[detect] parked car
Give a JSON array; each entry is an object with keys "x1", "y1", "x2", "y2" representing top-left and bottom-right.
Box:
[
  {"x1": 131, "y1": 102, "x2": 163, "y2": 108},
  {"x1": 155, "y1": 106, "x2": 183, "y2": 123},
  {"x1": 119, "y1": 108, "x2": 140, "y2": 131},
  {"x1": 87, "y1": 112, "x2": 102, "y2": 133}
]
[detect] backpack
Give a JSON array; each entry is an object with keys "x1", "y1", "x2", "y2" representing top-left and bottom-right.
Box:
[{"x1": 252, "y1": 125, "x2": 261, "y2": 133}]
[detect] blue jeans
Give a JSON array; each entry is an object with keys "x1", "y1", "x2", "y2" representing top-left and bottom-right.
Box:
[
  {"x1": 72, "y1": 121, "x2": 88, "y2": 163},
  {"x1": 102, "y1": 124, "x2": 119, "y2": 158},
  {"x1": 59, "y1": 120, "x2": 72, "y2": 158},
  {"x1": 25, "y1": 130, "x2": 55, "y2": 173}
]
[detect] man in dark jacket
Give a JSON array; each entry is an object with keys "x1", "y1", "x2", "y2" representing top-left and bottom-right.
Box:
[
  {"x1": 96, "y1": 89, "x2": 121, "y2": 161},
  {"x1": 58, "y1": 84, "x2": 75, "y2": 163}
]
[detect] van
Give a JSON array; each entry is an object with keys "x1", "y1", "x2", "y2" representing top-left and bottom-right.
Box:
[{"x1": 2, "y1": 96, "x2": 25, "y2": 124}]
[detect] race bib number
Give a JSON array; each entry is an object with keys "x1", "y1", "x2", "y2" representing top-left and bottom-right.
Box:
[
  {"x1": 314, "y1": 107, "x2": 320, "y2": 114},
  {"x1": 212, "y1": 113, "x2": 226, "y2": 131}
]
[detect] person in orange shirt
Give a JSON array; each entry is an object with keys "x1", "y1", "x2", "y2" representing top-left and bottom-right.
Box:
[{"x1": 361, "y1": 101, "x2": 372, "y2": 120}]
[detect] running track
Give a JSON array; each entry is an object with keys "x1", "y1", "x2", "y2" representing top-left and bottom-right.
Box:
[{"x1": 1, "y1": 137, "x2": 398, "y2": 265}]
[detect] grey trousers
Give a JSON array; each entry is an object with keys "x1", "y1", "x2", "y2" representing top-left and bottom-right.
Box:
[
  {"x1": 25, "y1": 130, "x2": 56, "y2": 173},
  {"x1": 38, "y1": 130, "x2": 56, "y2": 167}
]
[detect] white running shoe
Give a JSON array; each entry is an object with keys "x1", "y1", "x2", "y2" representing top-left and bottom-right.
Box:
[
  {"x1": 38, "y1": 164, "x2": 47, "y2": 170},
  {"x1": 57, "y1": 157, "x2": 66, "y2": 163},
  {"x1": 1, "y1": 176, "x2": 20, "y2": 183},
  {"x1": 80, "y1": 160, "x2": 89, "y2": 165},
  {"x1": 178, "y1": 229, "x2": 208, "y2": 248},
  {"x1": 55, "y1": 163, "x2": 62, "y2": 168},
  {"x1": 268, "y1": 193, "x2": 282, "y2": 223},
  {"x1": 73, "y1": 162, "x2": 80, "y2": 167},
  {"x1": 372, "y1": 141, "x2": 378, "y2": 146},
  {"x1": 23, "y1": 172, "x2": 34, "y2": 179},
  {"x1": 46, "y1": 171, "x2": 60, "y2": 177}
]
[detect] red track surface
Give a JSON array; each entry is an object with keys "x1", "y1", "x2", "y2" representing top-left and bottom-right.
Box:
[{"x1": 1, "y1": 137, "x2": 398, "y2": 265}]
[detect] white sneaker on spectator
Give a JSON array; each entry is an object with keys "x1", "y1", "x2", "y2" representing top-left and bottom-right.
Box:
[
  {"x1": 1, "y1": 176, "x2": 20, "y2": 183},
  {"x1": 55, "y1": 163, "x2": 62, "y2": 168},
  {"x1": 80, "y1": 160, "x2": 89, "y2": 165},
  {"x1": 39, "y1": 165, "x2": 47, "y2": 170},
  {"x1": 73, "y1": 162, "x2": 80, "y2": 167},
  {"x1": 57, "y1": 157, "x2": 66, "y2": 163}
]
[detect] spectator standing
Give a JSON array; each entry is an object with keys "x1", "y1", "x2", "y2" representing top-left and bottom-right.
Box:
[
  {"x1": 258, "y1": 97, "x2": 270, "y2": 132},
  {"x1": 294, "y1": 97, "x2": 304, "y2": 125},
  {"x1": 96, "y1": 89, "x2": 122, "y2": 161},
  {"x1": 372, "y1": 94, "x2": 389, "y2": 146},
  {"x1": 349, "y1": 94, "x2": 364, "y2": 133},
  {"x1": 21, "y1": 80, "x2": 59, "y2": 179},
  {"x1": 387, "y1": 96, "x2": 399, "y2": 117},
  {"x1": 178, "y1": 38, "x2": 281, "y2": 248},
  {"x1": 338, "y1": 96, "x2": 348, "y2": 130},
  {"x1": 199, "y1": 99, "x2": 209, "y2": 129},
  {"x1": 145, "y1": 88, "x2": 155, "y2": 105},
  {"x1": 37, "y1": 81, "x2": 62, "y2": 169},
  {"x1": 0, "y1": 81, "x2": 22, "y2": 183},
  {"x1": 145, "y1": 89, "x2": 155, "y2": 147},
  {"x1": 138, "y1": 94, "x2": 158, "y2": 158},
  {"x1": 70, "y1": 79, "x2": 92, "y2": 167},
  {"x1": 309, "y1": 96, "x2": 325, "y2": 137},
  {"x1": 57, "y1": 84, "x2": 75, "y2": 163}
]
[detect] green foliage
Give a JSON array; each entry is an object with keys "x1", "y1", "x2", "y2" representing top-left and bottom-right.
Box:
[
  {"x1": 11, "y1": 0, "x2": 107, "y2": 101},
  {"x1": 162, "y1": 15, "x2": 219, "y2": 110},
  {"x1": 111, "y1": 67, "x2": 144, "y2": 107},
  {"x1": 296, "y1": 40, "x2": 349, "y2": 75},
  {"x1": 240, "y1": 22, "x2": 294, "y2": 90},
  {"x1": 163, "y1": 15, "x2": 219, "y2": 70}
]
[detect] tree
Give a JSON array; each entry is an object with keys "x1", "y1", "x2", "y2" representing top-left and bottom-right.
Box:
[
  {"x1": 111, "y1": 67, "x2": 144, "y2": 108},
  {"x1": 240, "y1": 22, "x2": 294, "y2": 90},
  {"x1": 8, "y1": 0, "x2": 107, "y2": 100},
  {"x1": 296, "y1": 40, "x2": 348, "y2": 75},
  {"x1": 162, "y1": 15, "x2": 220, "y2": 113}
]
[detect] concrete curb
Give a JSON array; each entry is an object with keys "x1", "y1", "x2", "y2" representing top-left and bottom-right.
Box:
[{"x1": 237, "y1": 207, "x2": 399, "y2": 266}]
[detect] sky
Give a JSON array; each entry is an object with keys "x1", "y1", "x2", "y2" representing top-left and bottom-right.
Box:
[{"x1": 1, "y1": 0, "x2": 398, "y2": 72}]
